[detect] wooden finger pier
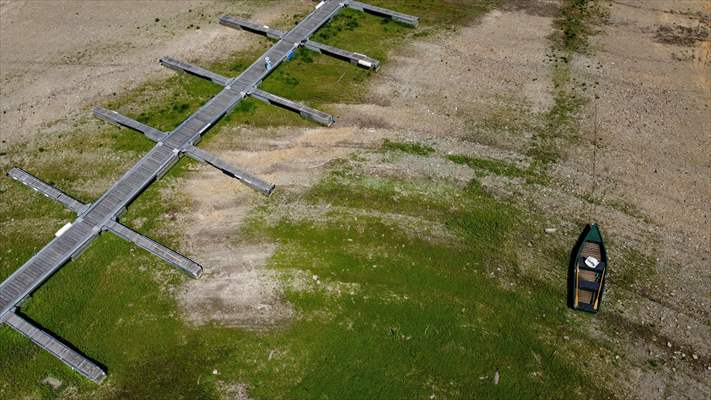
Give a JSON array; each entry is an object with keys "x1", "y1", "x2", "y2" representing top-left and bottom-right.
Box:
[{"x1": 1, "y1": 0, "x2": 417, "y2": 384}]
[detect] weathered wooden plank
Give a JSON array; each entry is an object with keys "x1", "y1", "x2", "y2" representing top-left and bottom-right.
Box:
[
  {"x1": 250, "y1": 89, "x2": 335, "y2": 126},
  {"x1": 4, "y1": 311, "x2": 106, "y2": 383},
  {"x1": 183, "y1": 145, "x2": 275, "y2": 196},
  {"x1": 220, "y1": 15, "x2": 380, "y2": 70},
  {"x1": 7, "y1": 168, "x2": 88, "y2": 214},
  {"x1": 347, "y1": 1, "x2": 419, "y2": 26},
  {"x1": 93, "y1": 107, "x2": 165, "y2": 143},
  {"x1": 304, "y1": 40, "x2": 380, "y2": 70},
  {"x1": 105, "y1": 221, "x2": 202, "y2": 279},
  {"x1": 160, "y1": 57, "x2": 231, "y2": 86}
]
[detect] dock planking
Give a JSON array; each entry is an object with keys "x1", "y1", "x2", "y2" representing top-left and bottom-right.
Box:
[{"x1": 4, "y1": 311, "x2": 107, "y2": 384}]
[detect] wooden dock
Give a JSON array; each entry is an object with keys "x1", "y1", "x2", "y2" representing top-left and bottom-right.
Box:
[{"x1": 1, "y1": 0, "x2": 418, "y2": 383}]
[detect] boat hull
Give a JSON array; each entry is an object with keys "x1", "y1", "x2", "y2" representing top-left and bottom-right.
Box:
[{"x1": 567, "y1": 224, "x2": 608, "y2": 313}]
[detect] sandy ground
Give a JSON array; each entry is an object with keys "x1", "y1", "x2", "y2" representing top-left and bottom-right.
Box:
[
  {"x1": 176, "y1": 125, "x2": 362, "y2": 328},
  {"x1": 1, "y1": 0, "x2": 709, "y2": 398},
  {"x1": 572, "y1": 0, "x2": 710, "y2": 278},
  {"x1": 564, "y1": 2, "x2": 711, "y2": 397}
]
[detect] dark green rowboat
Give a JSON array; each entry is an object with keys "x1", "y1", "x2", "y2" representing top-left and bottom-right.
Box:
[{"x1": 568, "y1": 224, "x2": 608, "y2": 313}]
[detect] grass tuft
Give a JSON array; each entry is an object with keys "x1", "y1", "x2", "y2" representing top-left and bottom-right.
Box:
[
  {"x1": 448, "y1": 154, "x2": 547, "y2": 185},
  {"x1": 381, "y1": 139, "x2": 435, "y2": 156},
  {"x1": 448, "y1": 154, "x2": 525, "y2": 178}
]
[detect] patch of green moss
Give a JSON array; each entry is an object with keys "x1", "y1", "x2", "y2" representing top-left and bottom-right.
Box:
[
  {"x1": 448, "y1": 154, "x2": 525, "y2": 178},
  {"x1": 528, "y1": 0, "x2": 606, "y2": 164},
  {"x1": 381, "y1": 139, "x2": 435, "y2": 156},
  {"x1": 448, "y1": 154, "x2": 548, "y2": 185}
]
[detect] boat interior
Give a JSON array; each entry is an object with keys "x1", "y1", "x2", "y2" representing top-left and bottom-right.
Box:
[{"x1": 576, "y1": 241, "x2": 603, "y2": 308}]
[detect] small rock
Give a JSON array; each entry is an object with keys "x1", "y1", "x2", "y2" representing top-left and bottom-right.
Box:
[
  {"x1": 544, "y1": 228, "x2": 557, "y2": 234},
  {"x1": 563, "y1": 336, "x2": 569, "y2": 340},
  {"x1": 42, "y1": 376, "x2": 62, "y2": 389},
  {"x1": 692, "y1": 354, "x2": 699, "y2": 360},
  {"x1": 212, "y1": 369, "x2": 219, "y2": 375},
  {"x1": 667, "y1": 342, "x2": 672, "y2": 348}
]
